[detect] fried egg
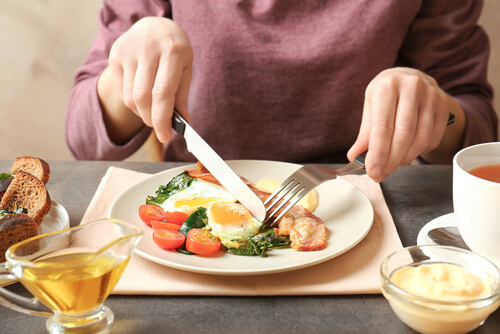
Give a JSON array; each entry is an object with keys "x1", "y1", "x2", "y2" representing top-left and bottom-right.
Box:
[
  {"x1": 160, "y1": 178, "x2": 237, "y2": 215},
  {"x1": 206, "y1": 201, "x2": 263, "y2": 247}
]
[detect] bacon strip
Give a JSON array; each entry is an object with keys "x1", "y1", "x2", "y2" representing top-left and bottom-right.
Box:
[
  {"x1": 278, "y1": 205, "x2": 326, "y2": 251},
  {"x1": 187, "y1": 162, "x2": 221, "y2": 185},
  {"x1": 255, "y1": 191, "x2": 326, "y2": 250},
  {"x1": 188, "y1": 161, "x2": 255, "y2": 187}
]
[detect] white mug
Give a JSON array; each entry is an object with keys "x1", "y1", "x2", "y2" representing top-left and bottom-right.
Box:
[{"x1": 453, "y1": 142, "x2": 500, "y2": 266}]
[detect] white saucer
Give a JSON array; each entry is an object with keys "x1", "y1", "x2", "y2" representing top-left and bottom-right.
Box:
[
  {"x1": 417, "y1": 212, "x2": 457, "y2": 246},
  {"x1": 417, "y1": 212, "x2": 500, "y2": 270}
]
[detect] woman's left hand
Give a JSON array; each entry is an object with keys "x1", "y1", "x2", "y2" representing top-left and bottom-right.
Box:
[{"x1": 348, "y1": 67, "x2": 456, "y2": 182}]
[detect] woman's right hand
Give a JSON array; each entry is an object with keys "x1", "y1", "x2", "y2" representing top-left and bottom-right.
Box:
[{"x1": 99, "y1": 17, "x2": 193, "y2": 143}]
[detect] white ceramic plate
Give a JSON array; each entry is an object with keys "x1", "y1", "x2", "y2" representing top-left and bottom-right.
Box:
[
  {"x1": 1, "y1": 201, "x2": 70, "y2": 286},
  {"x1": 109, "y1": 160, "x2": 374, "y2": 275}
]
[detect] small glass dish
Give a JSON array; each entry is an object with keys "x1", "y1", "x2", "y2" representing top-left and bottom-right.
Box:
[{"x1": 380, "y1": 245, "x2": 500, "y2": 334}]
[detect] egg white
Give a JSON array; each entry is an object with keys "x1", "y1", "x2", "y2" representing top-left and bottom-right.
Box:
[
  {"x1": 206, "y1": 201, "x2": 263, "y2": 247},
  {"x1": 160, "y1": 178, "x2": 237, "y2": 215}
]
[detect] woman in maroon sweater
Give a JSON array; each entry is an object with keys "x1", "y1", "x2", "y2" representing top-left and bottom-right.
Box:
[{"x1": 66, "y1": 0, "x2": 497, "y2": 182}]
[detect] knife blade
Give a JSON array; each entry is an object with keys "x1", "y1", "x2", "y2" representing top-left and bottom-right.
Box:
[{"x1": 172, "y1": 111, "x2": 266, "y2": 222}]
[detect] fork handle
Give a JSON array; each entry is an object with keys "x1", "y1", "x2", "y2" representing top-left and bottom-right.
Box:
[
  {"x1": 353, "y1": 151, "x2": 367, "y2": 167},
  {"x1": 352, "y1": 113, "x2": 454, "y2": 168}
]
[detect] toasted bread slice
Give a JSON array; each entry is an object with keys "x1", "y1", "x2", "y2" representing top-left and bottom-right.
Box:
[
  {"x1": 0, "y1": 171, "x2": 51, "y2": 226},
  {"x1": 0, "y1": 213, "x2": 38, "y2": 262},
  {"x1": 0, "y1": 178, "x2": 13, "y2": 202},
  {"x1": 10, "y1": 156, "x2": 50, "y2": 185}
]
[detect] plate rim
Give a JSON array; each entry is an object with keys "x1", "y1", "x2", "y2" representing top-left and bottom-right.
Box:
[{"x1": 109, "y1": 160, "x2": 374, "y2": 275}]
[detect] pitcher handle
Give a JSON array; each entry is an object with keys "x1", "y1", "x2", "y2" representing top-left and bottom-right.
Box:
[{"x1": 0, "y1": 263, "x2": 52, "y2": 317}]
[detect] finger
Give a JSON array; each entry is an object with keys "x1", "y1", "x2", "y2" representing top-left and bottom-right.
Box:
[
  {"x1": 400, "y1": 90, "x2": 436, "y2": 164},
  {"x1": 174, "y1": 66, "x2": 192, "y2": 122},
  {"x1": 133, "y1": 55, "x2": 160, "y2": 127},
  {"x1": 381, "y1": 85, "x2": 419, "y2": 175},
  {"x1": 108, "y1": 62, "x2": 125, "y2": 102},
  {"x1": 347, "y1": 96, "x2": 371, "y2": 161},
  {"x1": 121, "y1": 61, "x2": 139, "y2": 116},
  {"x1": 402, "y1": 87, "x2": 448, "y2": 164},
  {"x1": 151, "y1": 54, "x2": 184, "y2": 143},
  {"x1": 365, "y1": 82, "x2": 398, "y2": 182},
  {"x1": 108, "y1": 44, "x2": 125, "y2": 101}
]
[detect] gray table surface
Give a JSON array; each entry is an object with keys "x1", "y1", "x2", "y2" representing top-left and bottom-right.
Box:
[{"x1": 1, "y1": 160, "x2": 499, "y2": 334}]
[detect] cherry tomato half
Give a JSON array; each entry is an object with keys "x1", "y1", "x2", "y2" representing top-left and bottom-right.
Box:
[
  {"x1": 138, "y1": 204, "x2": 165, "y2": 226},
  {"x1": 164, "y1": 211, "x2": 190, "y2": 226},
  {"x1": 152, "y1": 229, "x2": 186, "y2": 250},
  {"x1": 186, "y1": 228, "x2": 221, "y2": 255},
  {"x1": 151, "y1": 220, "x2": 181, "y2": 231}
]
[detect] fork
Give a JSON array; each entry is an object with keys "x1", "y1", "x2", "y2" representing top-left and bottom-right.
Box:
[
  {"x1": 262, "y1": 112, "x2": 457, "y2": 225},
  {"x1": 263, "y1": 152, "x2": 367, "y2": 226}
]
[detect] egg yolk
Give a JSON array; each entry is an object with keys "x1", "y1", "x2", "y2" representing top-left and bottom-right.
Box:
[
  {"x1": 174, "y1": 197, "x2": 226, "y2": 210},
  {"x1": 209, "y1": 202, "x2": 252, "y2": 225}
]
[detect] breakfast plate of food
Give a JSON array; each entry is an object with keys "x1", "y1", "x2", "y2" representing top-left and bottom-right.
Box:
[{"x1": 109, "y1": 160, "x2": 374, "y2": 275}]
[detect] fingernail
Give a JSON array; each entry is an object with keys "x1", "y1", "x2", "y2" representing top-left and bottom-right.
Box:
[{"x1": 157, "y1": 132, "x2": 168, "y2": 143}]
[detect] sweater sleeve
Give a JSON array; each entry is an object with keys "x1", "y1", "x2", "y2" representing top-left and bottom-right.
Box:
[
  {"x1": 397, "y1": 0, "x2": 498, "y2": 147},
  {"x1": 65, "y1": 0, "x2": 171, "y2": 160}
]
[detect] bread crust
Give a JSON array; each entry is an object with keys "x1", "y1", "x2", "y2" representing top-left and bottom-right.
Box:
[
  {"x1": 0, "y1": 213, "x2": 38, "y2": 262},
  {"x1": 0, "y1": 171, "x2": 51, "y2": 226},
  {"x1": 0, "y1": 178, "x2": 13, "y2": 202},
  {"x1": 10, "y1": 156, "x2": 50, "y2": 185}
]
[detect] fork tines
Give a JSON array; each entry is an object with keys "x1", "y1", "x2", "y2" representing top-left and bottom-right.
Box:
[{"x1": 263, "y1": 175, "x2": 307, "y2": 226}]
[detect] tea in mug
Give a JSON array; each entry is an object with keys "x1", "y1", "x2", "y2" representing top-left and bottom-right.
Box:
[
  {"x1": 469, "y1": 164, "x2": 500, "y2": 183},
  {"x1": 19, "y1": 251, "x2": 129, "y2": 314}
]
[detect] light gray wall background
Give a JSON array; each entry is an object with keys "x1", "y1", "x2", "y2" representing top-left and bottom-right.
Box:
[{"x1": 1, "y1": 0, "x2": 499, "y2": 161}]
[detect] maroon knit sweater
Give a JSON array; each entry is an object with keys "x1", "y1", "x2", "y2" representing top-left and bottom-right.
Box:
[{"x1": 66, "y1": 0, "x2": 497, "y2": 163}]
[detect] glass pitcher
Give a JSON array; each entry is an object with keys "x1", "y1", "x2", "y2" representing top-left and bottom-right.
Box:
[{"x1": 0, "y1": 218, "x2": 143, "y2": 334}]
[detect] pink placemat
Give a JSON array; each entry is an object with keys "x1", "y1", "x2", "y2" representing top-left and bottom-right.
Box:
[{"x1": 81, "y1": 166, "x2": 403, "y2": 295}]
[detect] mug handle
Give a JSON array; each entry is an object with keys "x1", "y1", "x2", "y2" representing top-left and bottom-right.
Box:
[{"x1": 0, "y1": 263, "x2": 52, "y2": 317}]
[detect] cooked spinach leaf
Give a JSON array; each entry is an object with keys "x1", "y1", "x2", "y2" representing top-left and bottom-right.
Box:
[
  {"x1": 225, "y1": 241, "x2": 256, "y2": 256},
  {"x1": 176, "y1": 207, "x2": 208, "y2": 255},
  {"x1": 225, "y1": 229, "x2": 291, "y2": 257},
  {"x1": 146, "y1": 172, "x2": 194, "y2": 206},
  {"x1": 0, "y1": 173, "x2": 13, "y2": 181},
  {"x1": 178, "y1": 207, "x2": 208, "y2": 235}
]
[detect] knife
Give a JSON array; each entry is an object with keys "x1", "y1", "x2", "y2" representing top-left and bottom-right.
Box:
[{"x1": 172, "y1": 111, "x2": 266, "y2": 222}]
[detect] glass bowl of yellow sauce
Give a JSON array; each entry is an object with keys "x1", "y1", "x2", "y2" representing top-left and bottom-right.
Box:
[{"x1": 381, "y1": 245, "x2": 500, "y2": 334}]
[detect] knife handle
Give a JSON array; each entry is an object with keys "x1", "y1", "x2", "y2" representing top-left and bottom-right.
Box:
[{"x1": 172, "y1": 110, "x2": 187, "y2": 136}]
